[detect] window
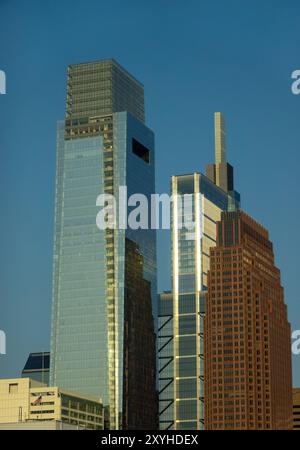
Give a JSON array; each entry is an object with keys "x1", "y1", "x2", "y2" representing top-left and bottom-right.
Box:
[
  {"x1": 132, "y1": 138, "x2": 150, "y2": 163},
  {"x1": 9, "y1": 383, "x2": 18, "y2": 394}
]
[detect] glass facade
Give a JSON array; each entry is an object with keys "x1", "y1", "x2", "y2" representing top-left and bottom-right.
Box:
[
  {"x1": 50, "y1": 60, "x2": 157, "y2": 430},
  {"x1": 66, "y1": 59, "x2": 145, "y2": 123},
  {"x1": 123, "y1": 238, "x2": 157, "y2": 429},
  {"x1": 51, "y1": 127, "x2": 108, "y2": 399}
]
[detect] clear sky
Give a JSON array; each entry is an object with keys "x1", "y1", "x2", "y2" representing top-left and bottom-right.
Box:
[{"x1": 0, "y1": 0, "x2": 299, "y2": 384}]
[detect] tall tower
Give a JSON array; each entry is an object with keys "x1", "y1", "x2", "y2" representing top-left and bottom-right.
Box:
[
  {"x1": 205, "y1": 211, "x2": 293, "y2": 429},
  {"x1": 206, "y1": 112, "x2": 234, "y2": 193},
  {"x1": 158, "y1": 113, "x2": 240, "y2": 430},
  {"x1": 50, "y1": 60, "x2": 157, "y2": 429}
]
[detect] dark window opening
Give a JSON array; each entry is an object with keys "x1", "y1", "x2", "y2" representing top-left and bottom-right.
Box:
[{"x1": 132, "y1": 138, "x2": 150, "y2": 163}]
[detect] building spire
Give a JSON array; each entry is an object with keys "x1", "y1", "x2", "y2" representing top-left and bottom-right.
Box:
[
  {"x1": 206, "y1": 112, "x2": 234, "y2": 193},
  {"x1": 214, "y1": 112, "x2": 226, "y2": 164}
]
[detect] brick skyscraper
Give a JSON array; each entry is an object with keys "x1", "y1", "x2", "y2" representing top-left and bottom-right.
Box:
[{"x1": 204, "y1": 211, "x2": 293, "y2": 430}]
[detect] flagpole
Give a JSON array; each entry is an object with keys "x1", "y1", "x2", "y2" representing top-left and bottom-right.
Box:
[{"x1": 42, "y1": 350, "x2": 44, "y2": 385}]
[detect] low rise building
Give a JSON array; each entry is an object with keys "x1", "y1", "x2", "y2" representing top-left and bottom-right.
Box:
[
  {"x1": 0, "y1": 420, "x2": 85, "y2": 430},
  {"x1": 293, "y1": 388, "x2": 300, "y2": 430},
  {"x1": 0, "y1": 378, "x2": 103, "y2": 429}
]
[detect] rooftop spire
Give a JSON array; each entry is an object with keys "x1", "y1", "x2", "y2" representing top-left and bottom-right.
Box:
[
  {"x1": 214, "y1": 112, "x2": 226, "y2": 164},
  {"x1": 206, "y1": 112, "x2": 234, "y2": 193}
]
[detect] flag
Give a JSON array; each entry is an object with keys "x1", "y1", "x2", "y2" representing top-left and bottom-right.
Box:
[{"x1": 33, "y1": 395, "x2": 42, "y2": 405}]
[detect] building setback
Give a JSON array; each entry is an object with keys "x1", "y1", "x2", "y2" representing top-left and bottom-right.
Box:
[
  {"x1": 50, "y1": 59, "x2": 157, "y2": 429},
  {"x1": 205, "y1": 210, "x2": 293, "y2": 429}
]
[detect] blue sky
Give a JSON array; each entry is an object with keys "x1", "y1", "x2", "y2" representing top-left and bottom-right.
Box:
[{"x1": 0, "y1": 0, "x2": 299, "y2": 384}]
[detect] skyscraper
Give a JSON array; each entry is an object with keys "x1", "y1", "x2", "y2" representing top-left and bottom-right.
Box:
[
  {"x1": 50, "y1": 59, "x2": 157, "y2": 429},
  {"x1": 204, "y1": 211, "x2": 293, "y2": 429},
  {"x1": 158, "y1": 113, "x2": 240, "y2": 430}
]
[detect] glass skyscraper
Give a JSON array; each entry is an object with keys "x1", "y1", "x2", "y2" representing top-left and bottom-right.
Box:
[
  {"x1": 158, "y1": 113, "x2": 240, "y2": 429},
  {"x1": 50, "y1": 60, "x2": 157, "y2": 429}
]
